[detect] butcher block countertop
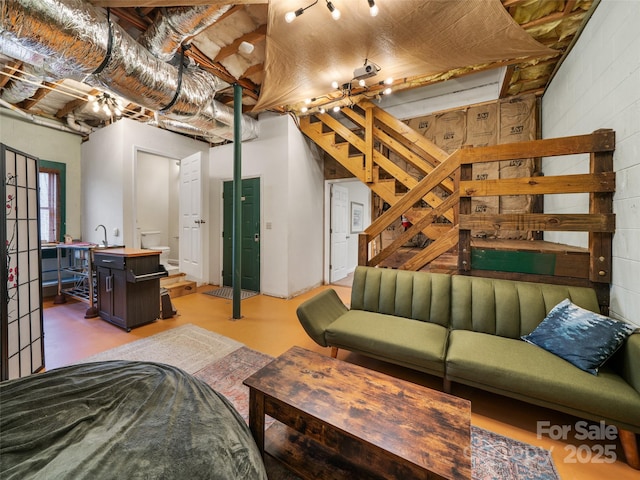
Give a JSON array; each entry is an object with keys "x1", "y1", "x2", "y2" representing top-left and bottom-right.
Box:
[{"x1": 93, "y1": 248, "x2": 161, "y2": 257}]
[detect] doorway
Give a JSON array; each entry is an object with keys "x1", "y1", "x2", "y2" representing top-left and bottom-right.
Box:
[
  {"x1": 135, "y1": 151, "x2": 180, "y2": 272},
  {"x1": 325, "y1": 179, "x2": 372, "y2": 285},
  {"x1": 222, "y1": 178, "x2": 261, "y2": 292}
]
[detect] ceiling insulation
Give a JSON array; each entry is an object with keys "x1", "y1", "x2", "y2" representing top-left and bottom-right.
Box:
[
  {"x1": 0, "y1": 0, "x2": 599, "y2": 141},
  {"x1": 255, "y1": 0, "x2": 556, "y2": 112}
]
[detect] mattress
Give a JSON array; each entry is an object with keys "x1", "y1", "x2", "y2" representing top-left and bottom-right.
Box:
[{"x1": 0, "y1": 360, "x2": 267, "y2": 479}]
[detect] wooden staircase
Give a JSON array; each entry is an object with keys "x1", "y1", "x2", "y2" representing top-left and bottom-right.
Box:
[{"x1": 299, "y1": 102, "x2": 615, "y2": 311}]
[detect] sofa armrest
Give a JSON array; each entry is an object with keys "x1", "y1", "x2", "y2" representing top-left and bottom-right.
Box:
[
  {"x1": 296, "y1": 289, "x2": 349, "y2": 347},
  {"x1": 619, "y1": 332, "x2": 640, "y2": 393}
]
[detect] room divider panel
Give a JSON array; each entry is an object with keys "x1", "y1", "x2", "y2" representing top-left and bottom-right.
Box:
[{"x1": 1, "y1": 144, "x2": 44, "y2": 380}]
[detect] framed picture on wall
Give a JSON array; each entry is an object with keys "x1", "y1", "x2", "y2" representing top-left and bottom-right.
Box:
[{"x1": 350, "y1": 202, "x2": 364, "y2": 233}]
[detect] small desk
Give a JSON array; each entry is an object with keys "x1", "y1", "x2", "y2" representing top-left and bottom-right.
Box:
[{"x1": 244, "y1": 346, "x2": 471, "y2": 480}]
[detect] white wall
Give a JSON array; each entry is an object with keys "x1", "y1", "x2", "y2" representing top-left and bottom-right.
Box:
[
  {"x1": 542, "y1": 0, "x2": 640, "y2": 325},
  {"x1": 81, "y1": 119, "x2": 209, "y2": 278},
  {"x1": 0, "y1": 111, "x2": 83, "y2": 239},
  {"x1": 209, "y1": 114, "x2": 324, "y2": 298},
  {"x1": 287, "y1": 117, "x2": 325, "y2": 295}
]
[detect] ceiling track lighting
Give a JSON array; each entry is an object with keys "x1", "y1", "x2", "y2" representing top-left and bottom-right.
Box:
[{"x1": 285, "y1": 0, "x2": 378, "y2": 23}]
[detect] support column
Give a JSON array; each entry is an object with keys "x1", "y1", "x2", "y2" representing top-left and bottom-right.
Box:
[{"x1": 232, "y1": 84, "x2": 242, "y2": 319}]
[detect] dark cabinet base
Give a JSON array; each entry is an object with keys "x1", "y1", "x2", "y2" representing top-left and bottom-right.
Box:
[{"x1": 95, "y1": 250, "x2": 166, "y2": 332}]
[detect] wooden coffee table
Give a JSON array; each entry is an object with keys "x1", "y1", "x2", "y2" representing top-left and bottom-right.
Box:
[{"x1": 243, "y1": 346, "x2": 471, "y2": 480}]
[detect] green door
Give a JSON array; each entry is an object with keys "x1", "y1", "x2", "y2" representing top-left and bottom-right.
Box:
[{"x1": 222, "y1": 178, "x2": 260, "y2": 292}]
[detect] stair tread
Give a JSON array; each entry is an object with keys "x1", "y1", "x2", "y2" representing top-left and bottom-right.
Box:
[{"x1": 164, "y1": 280, "x2": 195, "y2": 289}]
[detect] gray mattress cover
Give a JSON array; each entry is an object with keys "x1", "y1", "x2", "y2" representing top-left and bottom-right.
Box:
[{"x1": 0, "y1": 360, "x2": 267, "y2": 480}]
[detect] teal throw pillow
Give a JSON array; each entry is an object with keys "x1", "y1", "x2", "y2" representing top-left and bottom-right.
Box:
[{"x1": 521, "y1": 298, "x2": 636, "y2": 375}]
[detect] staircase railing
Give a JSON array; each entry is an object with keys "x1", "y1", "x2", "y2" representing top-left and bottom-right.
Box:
[{"x1": 298, "y1": 106, "x2": 615, "y2": 286}]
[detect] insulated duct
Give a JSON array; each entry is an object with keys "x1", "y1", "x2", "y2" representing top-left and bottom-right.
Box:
[
  {"x1": 0, "y1": 64, "x2": 44, "y2": 103},
  {"x1": 138, "y1": 4, "x2": 233, "y2": 63},
  {"x1": 0, "y1": 0, "x2": 258, "y2": 142}
]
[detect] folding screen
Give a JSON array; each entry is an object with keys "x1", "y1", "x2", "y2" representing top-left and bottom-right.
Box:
[{"x1": 1, "y1": 144, "x2": 44, "y2": 380}]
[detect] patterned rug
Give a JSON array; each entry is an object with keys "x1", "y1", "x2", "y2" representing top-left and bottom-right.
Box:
[
  {"x1": 195, "y1": 347, "x2": 560, "y2": 480},
  {"x1": 76, "y1": 324, "x2": 243, "y2": 373},
  {"x1": 203, "y1": 286, "x2": 259, "y2": 300}
]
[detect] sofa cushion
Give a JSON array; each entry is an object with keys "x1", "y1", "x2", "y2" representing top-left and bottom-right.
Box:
[
  {"x1": 325, "y1": 310, "x2": 448, "y2": 376},
  {"x1": 450, "y1": 276, "x2": 600, "y2": 338},
  {"x1": 350, "y1": 267, "x2": 452, "y2": 327},
  {"x1": 521, "y1": 299, "x2": 637, "y2": 375},
  {"x1": 446, "y1": 330, "x2": 640, "y2": 429}
]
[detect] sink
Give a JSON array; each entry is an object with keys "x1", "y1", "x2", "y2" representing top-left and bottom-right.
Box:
[{"x1": 93, "y1": 245, "x2": 125, "y2": 250}]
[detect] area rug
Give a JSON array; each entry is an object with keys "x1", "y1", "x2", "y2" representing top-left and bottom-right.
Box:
[
  {"x1": 76, "y1": 324, "x2": 243, "y2": 374},
  {"x1": 195, "y1": 346, "x2": 560, "y2": 480},
  {"x1": 79, "y1": 330, "x2": 559, "y2": 480},
  {"x1": 203, "y1": 286, "x2": 259, "y2": 300}
]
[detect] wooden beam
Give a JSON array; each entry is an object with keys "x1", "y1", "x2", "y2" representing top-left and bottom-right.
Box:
[
  {"x1": 361, "y1": 100, "x2": 450, "y2": 164},
  {"x1": 55, "y1": 88, "x2": 101, "y2": 119},
  {"x1": 459, "y1": 213, "x2": 615, "y2": 233},
  {"x1": 460, "y1": 172, "x2": 615, "y2": 196},
  {"x1": 341, "y1": 106, "x2": 454, "y2": 193},
  {"x1": 0, "y1": 61, "x2": 23, "y2": 89},
  {"x1": 589, "y1": 129, "x2": 615, "y2": 284},
  {"x1": 240, "y1": 63, "x2": 264, "y2": 79},
  {"x1": 499, "y1": 65, "x2": 516, "y2": 98},
  {"x1": 213, "y1": 24, "x2": 267, "y2": 63},
  {"x1": 364, "y1": 104, "x2": 374, "y2": 183},
  {"x1": 111, "y1": 7, "x2": 152, "y2": 31},
  {"x1": 364, "y1": 150, "x2": 460, "y2": 239},
  {"x1": 187, "y1": 45, "x2": 260, "y2": 100},
  {"x1": 459, "y1": 130, "x2": 615, "y2": 164},
  {"x1": 401, "y1": 226, "x2": 459, "y2": 271},
  {"x1": 18, "y1": 80, "x2": 64, "y2": 110},
  {"x1": 369, "y1": 192, "x2": 459, "y2": 267}
]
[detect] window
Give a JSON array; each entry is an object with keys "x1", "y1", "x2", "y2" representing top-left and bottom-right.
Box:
[{"x1": 39, "y1": 160, "x2": 66, "y2": 243}]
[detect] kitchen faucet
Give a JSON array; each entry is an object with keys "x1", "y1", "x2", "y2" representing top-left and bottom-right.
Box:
[{"x1": 95, "y1": 224, "x2": 108, "y2": 247}]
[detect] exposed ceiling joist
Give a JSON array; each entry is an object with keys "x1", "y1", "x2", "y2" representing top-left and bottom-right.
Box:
[
  {"x1": 213, "y1": 24, "x2": 266, "y2": 63},
  {"x1": 0, "y1": 0, "x2": 598, "y2": 143}
]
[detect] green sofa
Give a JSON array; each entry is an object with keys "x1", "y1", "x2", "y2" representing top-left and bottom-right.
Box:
[{"x1": 296, "y1": 266, "x2": 640, "y2": 467}]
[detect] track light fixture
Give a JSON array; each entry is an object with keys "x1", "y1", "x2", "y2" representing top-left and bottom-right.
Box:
[{"x1": 286, "y1": 1, "x2": 379, "y2": 23}]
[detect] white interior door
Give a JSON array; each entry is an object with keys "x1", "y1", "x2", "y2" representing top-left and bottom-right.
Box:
[
  {"x1": 179, "y1": 152, "x2": 204, "y2": 281},
  {"x1": 330, "y1": 184, "x2": 349, "y2": 283}
]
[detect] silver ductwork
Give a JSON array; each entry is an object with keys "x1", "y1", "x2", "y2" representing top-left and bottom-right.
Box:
[
  {"x1": 0, "y1": 0, "x2": 258, "y2": 142},
  {"x1": 0, "y1": 64, "x2": 44, "y2": 103},
  {"x1": 138, "y1": 5, "x2": 233, "y2": 63}
]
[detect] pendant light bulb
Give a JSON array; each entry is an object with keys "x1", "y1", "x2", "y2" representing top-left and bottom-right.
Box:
[
  {"x1": 285, "y1": 8, "x2": 304, "y2": 23},
  {"x1": 326, "y1": 1, "x2": 340, "y2": 20},
  {"x1": 368, "y1": 0, "x2": 379, "y2": 17}
]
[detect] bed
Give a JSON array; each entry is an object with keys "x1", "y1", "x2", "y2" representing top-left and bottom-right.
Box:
[{"x1": 0, "y1": 360, "x2": 268, "y2": 479}]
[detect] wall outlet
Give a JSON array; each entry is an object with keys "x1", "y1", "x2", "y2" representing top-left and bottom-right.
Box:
[{"x1": 113, "y1": 227, "x2": 119, "y2": 237}]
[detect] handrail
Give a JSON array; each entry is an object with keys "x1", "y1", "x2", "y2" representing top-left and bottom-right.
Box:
[{"x1": 298, "y1": 106, "x2": 614, "y2": 282}]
